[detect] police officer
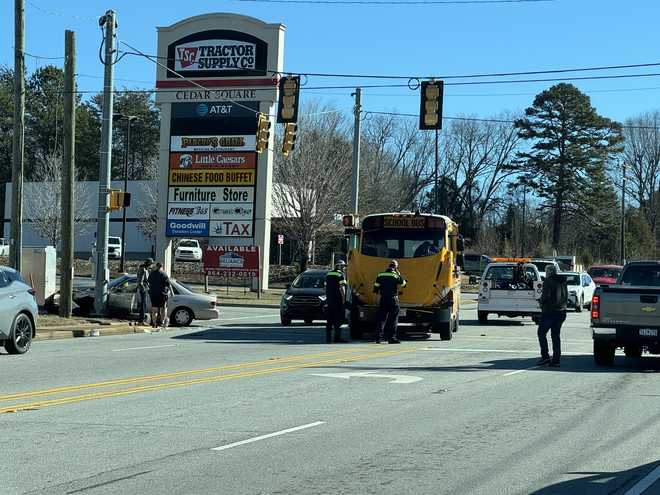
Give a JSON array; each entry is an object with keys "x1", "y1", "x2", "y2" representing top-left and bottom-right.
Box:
[
  {"x1": 373, "y1": 260, "x2": 407, "y2": 344},
  {"x1": 325, "y1": 261, "x2": 348, "y2": 343}
]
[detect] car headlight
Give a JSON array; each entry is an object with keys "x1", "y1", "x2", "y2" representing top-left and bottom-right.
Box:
[
  {"x1": 283, "y1": 294, "x2": 293, "y2": 301},
  {"x1": 318, "y1": 295, "x2": 327, "y2": 301}
]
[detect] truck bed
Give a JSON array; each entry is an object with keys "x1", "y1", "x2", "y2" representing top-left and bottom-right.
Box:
[{"x1": 593, "y1": 285, "x2": 660, "y2": 329}]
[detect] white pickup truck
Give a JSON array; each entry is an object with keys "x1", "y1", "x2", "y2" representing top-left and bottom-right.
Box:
[
  {"x1": 0, "y1": 238, "x2": 10, "y2": 257},
  {"x1": 478, "y1": 262, "x2": 543, "y2": 324}
]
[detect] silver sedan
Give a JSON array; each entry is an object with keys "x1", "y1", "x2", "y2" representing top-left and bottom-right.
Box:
[
  {"x1": 107, "y1": 274, "x2": 219, "y2": 326},
  {"x1": 0, "y1": 266, "x2": 38, "y2": 354}
]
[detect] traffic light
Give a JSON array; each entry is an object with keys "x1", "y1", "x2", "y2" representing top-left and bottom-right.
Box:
[
  {"x1": 282, "y1": 123, "x2": 297, "y2": 156},
  {"x1": 419, "y1": 80, "x2": 444, "y2": 130},
  {"x1": 277, "y1": 76, "x2": 300, "y2": 123},
  {"x1": 108, "y1": 190, "x2": 131, "y2": 211},
  {"x1": 256, "y1": 113, "x2": 271, "y2": 153}
]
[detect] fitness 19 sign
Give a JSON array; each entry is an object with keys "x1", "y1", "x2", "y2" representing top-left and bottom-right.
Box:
[{"x1": 166, "y1": 101, "x2": 258, "y2": 238}]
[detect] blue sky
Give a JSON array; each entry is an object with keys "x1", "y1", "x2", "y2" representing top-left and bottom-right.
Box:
[{"x1": 1, "y1": 0, "x2": 659, "y2": 123}]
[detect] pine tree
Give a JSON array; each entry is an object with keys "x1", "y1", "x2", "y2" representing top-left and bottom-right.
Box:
[{"x1": 514, "y1": 83, "x2": 623, "y2": 249}]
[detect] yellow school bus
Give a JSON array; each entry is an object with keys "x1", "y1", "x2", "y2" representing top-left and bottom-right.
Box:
[{"x1": 343, "y1": 212, "x2": 464, "y2": 340}]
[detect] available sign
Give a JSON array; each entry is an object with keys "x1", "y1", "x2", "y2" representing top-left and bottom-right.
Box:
[{"x1": 203, "y1": 245, "x2": 260, "y2": 277}]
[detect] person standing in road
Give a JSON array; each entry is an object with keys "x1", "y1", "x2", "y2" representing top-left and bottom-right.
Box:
[
  {"x1": 325, "y1": 261, "x2": 348, "y2": 343},
  {"x1": 148, "y1": 262, "x2": 172, "y2": 331},
  {"x1": 136, "y1": 258, "x2": 153, "y2": 325},
  {"x1": 373, "y1": 260, "x2": 407, "y2": 344},
  {"x1": 537, "y1": 264, "x2": 568, "y2": 367}
]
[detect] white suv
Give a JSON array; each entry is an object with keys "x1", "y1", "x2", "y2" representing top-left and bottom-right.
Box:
[
  {"x1": 175, "y1": 239, "x2": 202, "y2": 262},
  {"x1": 108, "y1": 236, "x2": 122, "y2": 260}
]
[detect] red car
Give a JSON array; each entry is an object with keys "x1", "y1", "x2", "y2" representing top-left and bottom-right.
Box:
[{"x1": 587, "y1": 264, "x2": 623, "y2": 286}]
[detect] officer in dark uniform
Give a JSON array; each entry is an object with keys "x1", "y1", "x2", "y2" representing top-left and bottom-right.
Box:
[
  {"x1": 325, "y1": 261, "x2": 348, "y2": 343},
  {"x1": 373, "y1": 260, "x2": 407, "y2": 344}
]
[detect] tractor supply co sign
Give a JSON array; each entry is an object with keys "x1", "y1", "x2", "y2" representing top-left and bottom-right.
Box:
[
  {"x1": 165, "y1": 101, "x2": 258, "y2": 239},
  {"x1": 203, "y1": 245, "x2": 260, "y2": 277},
  {"x1": 167, "y1": 30, "x2": 268, "y2": 78}
]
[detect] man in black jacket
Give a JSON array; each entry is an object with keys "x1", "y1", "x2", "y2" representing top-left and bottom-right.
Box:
[
  {"x1": 537, "y1": 265, "x2": 568, "y2": 367},
  {"x1": 373, "y1": 260, "x2": 407, "y2": 344},
  {"x1": 325, "y1": 261, "x2": 348, "y2": 343}
]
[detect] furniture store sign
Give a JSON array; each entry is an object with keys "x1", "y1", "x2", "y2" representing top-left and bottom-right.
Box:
[{"x1": 167, "y1": 30, "x2": 267, "y2": 78}]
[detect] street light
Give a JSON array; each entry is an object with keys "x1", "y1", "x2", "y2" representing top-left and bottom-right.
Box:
[{"x1": 113, "y1": 113, "x2": 137, "y2": 272}]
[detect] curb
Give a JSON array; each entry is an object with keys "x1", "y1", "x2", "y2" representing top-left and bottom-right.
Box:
[
  {"x1": 35, "y1": 324, "x2": 144, "y2": 341},
  {"x1": 219, "y1": 302, "x2": 280, "y2": 309}
]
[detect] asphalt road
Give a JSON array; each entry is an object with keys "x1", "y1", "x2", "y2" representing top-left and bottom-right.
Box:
[{"x1": 1, "y1": 305, "x2": 659, "y2": 495}]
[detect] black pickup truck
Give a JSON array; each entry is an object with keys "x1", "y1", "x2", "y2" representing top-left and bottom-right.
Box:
[{"x1": 591, "y1": 261, "x2": 660, "y2": 365}]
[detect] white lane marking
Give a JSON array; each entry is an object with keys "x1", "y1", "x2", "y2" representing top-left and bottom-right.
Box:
[
  {"x1": 624, "y1": 464, "x2": 660, "y2": 495},
  {"x1": 310, "y1": 371, "x2": 423, "y2": 384},
  {"x1": 502, "y1": 366, "x2": 540, "y2": 376},
  {"x1": 211, "y1": 421, "x2": 325, "y2": 452},
  {"x1": 421, "y1": 348, "x2": 584, "y2": 355},
  {"x1": 219, "y1": 314, "x2": 279, "y2": 322},
  {"x1": 112, "y1": 344, "x2": 178, "y2": 352}
]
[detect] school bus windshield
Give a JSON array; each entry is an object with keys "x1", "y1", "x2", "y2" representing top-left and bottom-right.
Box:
[{"x1": 361, "y1": 228, "x2": 445, "y2": 258}]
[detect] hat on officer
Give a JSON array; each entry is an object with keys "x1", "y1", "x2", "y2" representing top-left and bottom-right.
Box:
[
  {"x1": 389, "y1": 259, "x2": 399, "y2": 269},
  {"x1": 335, "y1": 260, "x2": 346, "y2": 271}
]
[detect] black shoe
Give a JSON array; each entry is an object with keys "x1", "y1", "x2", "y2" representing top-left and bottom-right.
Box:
[
  {"x1": 536, "y1": 357, "x2": 551, "y2": 366},
  {"x1": 334, "y1": 338, "x2": 349, "y2": 343},
  {"x1": 388, "y1": 338, "x2": 401, "y2": 344},
  {"x1": 375, "y1": 338, "x2": 382, "y2": 344},
  {"x1": 549, "y1": 361, "x2": 560, "y2": 368}
]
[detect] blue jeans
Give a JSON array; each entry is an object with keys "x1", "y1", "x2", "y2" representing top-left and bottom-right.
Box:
[{"x1": 538, "y1": 311, "x2": 566, "y2": 363}]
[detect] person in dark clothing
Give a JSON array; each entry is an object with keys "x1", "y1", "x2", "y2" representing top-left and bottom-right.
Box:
[
  {"x1": 136, "y1": 258, "x2": 153, "y2": 325},
  {"x1": 373, "y1": 260, "x2": 407, "y2": 344},
  {"x1": 148, "y1": 262, "x2": 172, "y2": 330},
  {"x1": 325, "y1": 261, "x2": 348, "y2": 343},
  {"x1": 537, "y1": 265, "x2": 568, "y2": 367}
]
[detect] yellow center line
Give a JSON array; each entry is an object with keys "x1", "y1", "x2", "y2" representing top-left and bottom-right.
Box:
[
  {"x1": 0, "y1": 347, "x2": 376, "y2": 402},
  {"x1": 1, "y1": 347, "x2": 418, "y2": 414}
]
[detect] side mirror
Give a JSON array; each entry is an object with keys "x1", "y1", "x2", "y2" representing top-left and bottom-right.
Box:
[{"x1": 340, "y1": 236, "x2": 349, "y2": 254}]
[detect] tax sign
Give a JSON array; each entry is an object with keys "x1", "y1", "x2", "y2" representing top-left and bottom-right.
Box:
[{"x1": 203, "y1": 245, "x2": 260, "y2": 278}]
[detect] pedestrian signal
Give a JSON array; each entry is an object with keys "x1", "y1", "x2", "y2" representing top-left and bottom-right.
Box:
[
  {"x1": 256, "y1": 113, "x2": 271, "y2": 154},
  {"x1": 282, "y1": 123, "x2": 297, "y2": 156},
  {"x1": 419, "y1": 80, "x2": 444, "y2": 130},
  {"x1": 108, "y1": 190, "x2": 131, "y2": 211},
  {"x1": 277, "y1": 76, "x2": 300, "y2": 123}
]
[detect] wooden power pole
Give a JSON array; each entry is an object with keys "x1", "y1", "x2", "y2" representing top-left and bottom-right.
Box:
[
  {"x1": 60, "y1": 30, "x2": 76, "y2": 318},
  {"x1": 11, "y1": 0, "x2": 25, "y2": 272}
]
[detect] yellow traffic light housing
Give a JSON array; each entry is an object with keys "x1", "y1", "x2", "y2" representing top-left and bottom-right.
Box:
[
  {"x1": 277, "y1": 76, "x2": 300, "y2": 123},
  {"x1": 108, "y1": 189, "x2": 131, "y2": 211},
  {"x1": 419, "y1": 80, "x2": 444, "y2": 130},
  {"x1": 282, "y1": 122, "x2": 297, "y2": 156},
  {"x1": 256, "y1": 113, "x2": 271, "y2": 153}
]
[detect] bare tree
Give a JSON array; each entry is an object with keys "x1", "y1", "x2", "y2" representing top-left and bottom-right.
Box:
[
  {"x1": 272, "y1": 103, "x2": 352, "y2": 272},
  {"x1": 136, "y1": 180, "x2": 158, "y2": 245},
  {"x1": 24, "y1": 151, "x2": 91, "y2": 247},
  {"x1": 360, "y1": 114, "x2": 434, "y2": 214},
  {"x1": 623, "y1": 111, "x2": 660, "y2": 240},
  {"x1": 439, "y1": 115, "x2": 521, "y2": 240}
]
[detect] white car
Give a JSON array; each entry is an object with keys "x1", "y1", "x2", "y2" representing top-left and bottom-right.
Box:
[
  {"x1": 108, "y1": 236, "x2": 122, "y2": 260},
  {"x1": 0, "y1": 266, "x2": 38, "y2": 354},
  {"x1": 530, "y1": 259, "x2": 560, "y2": 281},
  {"x1": 478, "y1": 262, "x2": 543, "y2": 324},
  {"x1": 561, "y1": 271, "x2": 596, "y2": 312},
  {"x1": 175, "y1": 239, "x2": 202, "y2": 262}
]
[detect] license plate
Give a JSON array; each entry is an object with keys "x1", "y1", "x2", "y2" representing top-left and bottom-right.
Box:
[
  {"x1": 640, "y1": 328, "x2": 658, "y2": 337},
  {"x1": 399, "y1": 309, "x2": 407, "y2": 317}
]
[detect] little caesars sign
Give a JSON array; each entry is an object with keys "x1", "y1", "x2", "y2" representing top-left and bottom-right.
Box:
[{"x1": 155, "y1": 14, "x2": 284, "y2": 290}]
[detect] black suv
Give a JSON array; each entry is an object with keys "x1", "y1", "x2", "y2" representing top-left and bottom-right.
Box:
[{"x1": 280, "y1": 269, "x2": 329, "y2": 325}]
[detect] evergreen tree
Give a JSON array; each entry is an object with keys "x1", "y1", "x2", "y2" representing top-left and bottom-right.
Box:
[{"x1": 514, "y1": 83, "x2": 623, "y2": 249}]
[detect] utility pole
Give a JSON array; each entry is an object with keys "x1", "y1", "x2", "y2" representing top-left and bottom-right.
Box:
[
  {"x1": 94, "y1": 10, "x2": 117, "y2": 315},
  {"x1": 521, "y1": 185, "x2": 527, "y2": 256},
  {"x1": 350, "y1": 88, "x2": 362, "y2": 215},
  {"x1": 434, "y1": 129, "x2": 439, "y2": 214},
  {"x1": 10, "y1": 0, "x2": 25, "y2": 272},
  {"x1": 620, "y1": 162, "x2": 626, "y2": 265},
  {"x1": 60, "y1": 30, "x2": 76, "y2": 318},
  {"x1": 115, "y1": 114, "x2": 136, "y2": 273}
]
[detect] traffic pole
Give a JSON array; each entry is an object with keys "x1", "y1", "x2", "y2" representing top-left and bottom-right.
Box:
[
  {"x1": 10, "y1": 0, "x2": 25, "y2": 272},
  {"x1": 94, "y1": 10, "x2": 117, "y2": 315},
  {"x1": 620, "y1": 162, "x2": 626, "y2": 265},
  {"x1": 119, "y1": 116, "x2": 133, "y2": 273},
  {"x1": 60, "y1": 30, "x2": 76, "y2": 318},
  {"x1": 350, "y1": 88, "x2": 361, "y2": 249}
]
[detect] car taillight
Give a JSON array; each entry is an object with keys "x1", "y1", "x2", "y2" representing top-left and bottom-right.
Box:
[{"x1": 591, "y1": 295, "x2": 600, "y2": 319}]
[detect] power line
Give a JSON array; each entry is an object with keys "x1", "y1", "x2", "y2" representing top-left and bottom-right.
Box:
[{"x1": 26, "y1": 0, "x2": 98, "y2": 22}]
